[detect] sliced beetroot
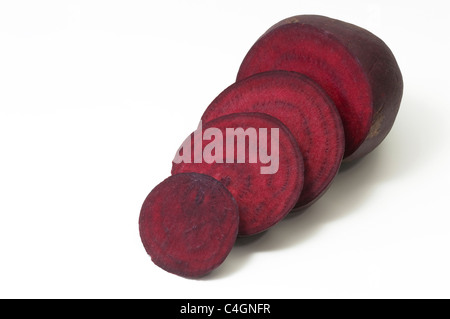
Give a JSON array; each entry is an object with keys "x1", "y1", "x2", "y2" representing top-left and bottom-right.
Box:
[
  {"x1": 237, "y1": 15, "x2": 403, "y2": 160},
  {"x1": 201, "y1": 71, "x2": 344, "y2": 209},
  {"x1": 139, "y1": 172, "x2": 239, "y2": 278},
  {"x1": 172, "y1": 112, "x2": 304, "y2": 235}
]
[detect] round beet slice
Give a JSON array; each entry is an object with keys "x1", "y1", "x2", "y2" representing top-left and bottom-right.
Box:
[
  {"x1": 139, "y1": 172, "x2": 239, "y2": 278},
  {"x1": 201, "y1": 71, "x2": 344, "y2": 209},
  {"x1": 237, "y1": 15, "x2": 403, "y2": 160},
  {"x1": 172, "y1": 112, "x2": 304, "y2": 235}
]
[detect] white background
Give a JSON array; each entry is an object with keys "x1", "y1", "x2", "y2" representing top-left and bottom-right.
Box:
[{"x1": 1, "y1": 0, "x2": 449, "y2": 299}]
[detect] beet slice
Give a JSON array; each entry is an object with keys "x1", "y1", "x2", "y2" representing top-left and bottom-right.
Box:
[
  {"x1": 237, "y1": 15, "x2": 403, "y2": 160},
  {"x1": 172, "y1": 112, "x2": 304, "y2": 235},
  {"x1": 201, "y1": 71, "x2": 344, "y2": 209},
  {"x1": 139, "y1": 172, "x2": 239, "y2": 278}
]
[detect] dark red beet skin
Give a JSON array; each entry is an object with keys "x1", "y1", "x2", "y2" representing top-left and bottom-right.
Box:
[
  {"x1": 201, "y1": 71, "x2": 344, "y2": 209},
  {"x1": 139, "y1": 173, "x2": 239, "y2": 278},
  {"x1": 172, "y1": 112, "x2": 304, "y2": 235},
  {"x1": 237, "y1": 15, "x2": 403, "y2": 160}
]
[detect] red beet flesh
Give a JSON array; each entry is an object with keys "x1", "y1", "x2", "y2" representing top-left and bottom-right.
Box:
[
  {"x1": 201, "y1": 71, "x2": 344, "y2": 209},
  {"x1": 139, "y1": 172, "x2": 239, "y2": 278},
  {"x1": 237, "y1": 15, "x2": 403, "y2": 160},
  {"x1": 172, "y1": 112, "x2": 304, "y2": 235}
]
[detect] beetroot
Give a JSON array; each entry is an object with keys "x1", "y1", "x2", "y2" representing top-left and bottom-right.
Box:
[
  {"x1": 139, "y1": 172, "x2": 239, "y2": 278},
  {"x1": 237, "y1": 15, "x2": 403, "y2": 160},
  {"x1": 201, "y1": 71, "x2": 344, "y2": 209},
  {"x1": 172, "y1": 112, "x2": 304, "y2": 235}
]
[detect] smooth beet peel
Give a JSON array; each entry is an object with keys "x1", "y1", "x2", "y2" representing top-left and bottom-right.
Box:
[
  {"x1": 202, "y1": 71, "x2": 344, "y2": 208},
  {"x1": 237, "y1": 15, "x2": 403, "y2": 160},
  {"x1": 172, "y1": 112, "x2": 304, "y2": 235},
  {"x1": 139, "y1": 173, "x2": 239, "y2": 278}
]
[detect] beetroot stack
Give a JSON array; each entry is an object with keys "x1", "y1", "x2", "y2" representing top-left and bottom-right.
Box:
[{"x1": 139, "y1": 15, "x2": 403, "y2": 278}]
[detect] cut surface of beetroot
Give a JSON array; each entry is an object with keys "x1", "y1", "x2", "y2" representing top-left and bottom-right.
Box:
[
  {"x1": 139, "y1": 172, "x2": 239, "y2": 278},
  {"x1": 201, "y1": 71, "x2": 344, "y2": 209},
  {"x1": 172, "y1": 112, "x2": 304, "y2": 235},
  {"x1": 237, "y1": 15, "x2": 403, "y2": 160}
]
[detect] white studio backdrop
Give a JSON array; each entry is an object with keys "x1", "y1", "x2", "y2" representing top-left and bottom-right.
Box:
[{"x1": 0, "y1": 0, "x2": 449, "y2": 298}]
